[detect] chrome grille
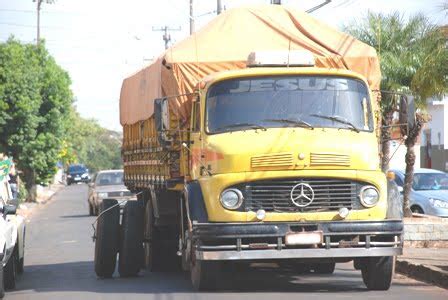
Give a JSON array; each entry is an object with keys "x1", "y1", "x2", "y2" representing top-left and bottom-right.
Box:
[{"x1": 244, "y1": 178, "x2": 358, "y2": 212}]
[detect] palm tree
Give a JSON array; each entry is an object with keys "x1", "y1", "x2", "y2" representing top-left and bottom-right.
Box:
[{"x1": 345, "y1": 12, "x2": 448, "y2": 216}]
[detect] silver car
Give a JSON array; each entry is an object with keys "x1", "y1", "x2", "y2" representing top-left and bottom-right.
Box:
[
  {"x1": 88, "y1": 170, "x2": 136, "y2": 216},
  {"x1": 390, "y1": 168, "x2": 448, "y2": 217}
]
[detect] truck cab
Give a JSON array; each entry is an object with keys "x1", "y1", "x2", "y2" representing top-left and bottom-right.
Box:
[{"x1": 183, "y1": 52, "x2": 403, "y2": 290}]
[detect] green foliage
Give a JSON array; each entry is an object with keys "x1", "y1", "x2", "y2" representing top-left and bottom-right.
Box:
[
  {"x1": 64, "y1": 109, "x2": 122, "y2": 173},
  {"x1": 344, "y1": 11, "x2": 448, "y2": 107},
  {"x1": 0, "y1": 38, "x2": 73, "y2": 192}
]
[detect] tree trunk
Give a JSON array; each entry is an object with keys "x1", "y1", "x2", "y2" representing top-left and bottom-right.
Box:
[
  {"x1": 381, "y1": 110, "x2": 394, "y2": 171},
  {"x1": 402, "y1": 113, "x2": 425, "y2": 217},
  {"x1": 23, "y1": 168, "x2": 37, "y2": 202}
]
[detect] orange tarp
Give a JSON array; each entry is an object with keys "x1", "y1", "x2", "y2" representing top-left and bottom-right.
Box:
[{"x1": 120, "y1": 5, "x2": 381, "y2": 126}]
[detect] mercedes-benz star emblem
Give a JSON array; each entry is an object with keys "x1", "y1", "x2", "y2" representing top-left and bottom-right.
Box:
[{"x1": 290, "y1": 183, "x2": 315, "y2": 207}]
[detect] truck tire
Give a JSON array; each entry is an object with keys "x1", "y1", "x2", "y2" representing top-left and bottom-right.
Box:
[
  {"x1": 361, "y1": 256, "x2": 394, "y2": 290},
  {"x1": 118, "y1": 201, "x2": 144, "y2": 277},
  {"x1": 190, "y1": 258, "x2": 221, "y2": 291},
  {"x1": 143, "y1": 199, "x2": 172, "y2": 271},
  {"x1": 0, "y1": 264, "x2": 5, "y2": 298},
  {"x1": 94, "y1": 199, "x2": 120, "y2": 278},
  {"x1": 313, "y1": 262, "x2": 335, "y2": 274},
  {"x1": 4, "y1": 249, "x2": 17, "y2": 289}
]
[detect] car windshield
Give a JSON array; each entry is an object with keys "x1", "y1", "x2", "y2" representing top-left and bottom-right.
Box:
[
  {"x1": 413, "y1": 173, "x2": 448, "y2": 191},
  {"x1": 68, "y1": 165, "x2": 86, "y2": 173},
  {"x1": 206, "y1": 76, "x2": 372, "y2": 134},
  {"x1": 95, "y1": 172, "x2": 124, "y2": 186}
]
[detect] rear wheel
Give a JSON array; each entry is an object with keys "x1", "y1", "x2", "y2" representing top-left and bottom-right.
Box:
[
  {"x1": 94, "y1": 199, "x2": 120, "y2": 278},
  {"x1": 411, "y1": 206, "x2": 424, "y2": 214},
  {"x1": 143, "y1": 198, "x2": 177, "y2": 271},
  {"x1": 118, "y1": 201, "x2": 144, "y2": 277},
  {"x1": 361, "y1": 256, "x2": 394, "y2": 290},
  {"x1": 190, "y1": 254, "x2": 221, "y2": 291},
  {"x1": 4, "y1": 249, "x2": 17, "y2": 290},
  {"x1": 312, "y1": 262, "x2": 335, "y2": 274}
]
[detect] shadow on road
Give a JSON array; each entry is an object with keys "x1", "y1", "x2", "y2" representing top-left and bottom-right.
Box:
[{"x1": 12, "y1": 261, "x2": 432, "y2": 294}]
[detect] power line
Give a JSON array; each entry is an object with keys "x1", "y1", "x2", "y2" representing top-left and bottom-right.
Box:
[{"x1": 0, "y1": 21, "x2": 67, "y2": 30}]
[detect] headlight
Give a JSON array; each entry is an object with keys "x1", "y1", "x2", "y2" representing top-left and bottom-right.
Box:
[
  {"x1": 220, "y1": 188, "x2": 243, "y2": 210},
  {"x1": 81, "y1": 173, "x2": 89, "y2": 178},
  {"x1": 429, "y1": 198, "x2": 448, "y2": 209},
  {"x1": 97, "y1": 192, "x2": 108, "y2": 198},
  {"x1": 359, "y1": 186, "x2": 380, "y2": 207},
  {"x1": 67, "y1": 175, "x2": 72, "y2": 178}
]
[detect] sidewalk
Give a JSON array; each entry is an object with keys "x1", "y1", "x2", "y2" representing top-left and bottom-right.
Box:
[{"x1": 396, "y1": 247, "x2": 448, "y2": 289}]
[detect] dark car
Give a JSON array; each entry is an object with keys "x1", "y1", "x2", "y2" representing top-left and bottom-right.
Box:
[{"x1": 66, "y1": 164, "x2": 91, "y2": 185}]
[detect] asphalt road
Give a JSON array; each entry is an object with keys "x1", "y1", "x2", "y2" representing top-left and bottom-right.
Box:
[{"x1": 7, "y1": 185, "x2": 448, "y2": 299}]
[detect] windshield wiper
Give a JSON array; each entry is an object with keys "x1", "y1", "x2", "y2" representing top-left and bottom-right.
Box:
[
  {"x1": 310, "y1": 114, "x2": 360, "y2": 133},
  {"x1": 214, "y1": 123, "x2": 267, "y2": 133},
  {"x1": 263, "y1": 118, "x2": 314, "y2": 129}
]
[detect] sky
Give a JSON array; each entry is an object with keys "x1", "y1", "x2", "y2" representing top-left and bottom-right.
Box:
[{"x1": 0, "y1": 0, "x2": 446, "y2": 131}]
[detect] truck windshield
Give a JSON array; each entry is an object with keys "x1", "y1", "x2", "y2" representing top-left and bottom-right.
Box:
[{"x1": 206, "y1": 76, "x2": 372, "y2": 134}]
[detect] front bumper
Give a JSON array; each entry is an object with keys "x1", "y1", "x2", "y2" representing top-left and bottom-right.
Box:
[{"x1": 193, "y1": 220, "x2": 403, "y2": 260}]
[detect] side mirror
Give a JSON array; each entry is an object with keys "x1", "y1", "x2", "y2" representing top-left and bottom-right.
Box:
[
  {"x1": 154, "y1": 97, "x2": 172, "y2": 148},
  {"x1": 2, "y1": 204, "x2": 17, "y2": 215},
  {"x1": 397, "y1": 186, "x2": 404, "y2": 193}
]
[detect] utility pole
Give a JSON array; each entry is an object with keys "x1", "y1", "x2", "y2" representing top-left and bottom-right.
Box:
[
  {"x1": 189, "y1": 0, "x2": 195, "y2": 35},
  {"x1": 217, "y1": 0, "x2": 222, "y2": 14},
  {"x1": 152, "y1": 26, "x2": 181, "y2": 49},
  {"x1": 34, "y1": 0, "x2": 55, "y2": 45}
]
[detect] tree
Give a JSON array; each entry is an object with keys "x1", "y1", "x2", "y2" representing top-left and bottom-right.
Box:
[
  {"x1": 0, "y1": 38, "x2": 73, "y2": 201},
  {"x1": 345, "y1": 12, "x2": 448, "y2": 216},
  {"x1": 63, "y1": 109, "x2": 122, "y2": 173}
]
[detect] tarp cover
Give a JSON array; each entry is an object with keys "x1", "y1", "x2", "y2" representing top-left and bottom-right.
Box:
[{"x1": 119, "y1": 5, "x2": 381, "y2": 126}]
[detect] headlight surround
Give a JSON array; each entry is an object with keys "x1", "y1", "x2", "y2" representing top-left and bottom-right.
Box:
[
  {"x1": 429, "y1": 198, "x2": 448, "y2": 209},
  {"x1": 359, "y1": 185, "x2": 380, "y2": 208},
  {"x1": 97, "y1": 192, "x2": 108, "y2": 198},
  {"x1": 220, "y1": 188, "x2": 243, "y2": 210},
  {"x1": 81, "y1": 172, "x2": 89, "y2": 178}
]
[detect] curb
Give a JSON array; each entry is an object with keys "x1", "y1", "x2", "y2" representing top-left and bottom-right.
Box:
[{"x1": 396, "y1": 259, "x2": 448, "y2": 290}]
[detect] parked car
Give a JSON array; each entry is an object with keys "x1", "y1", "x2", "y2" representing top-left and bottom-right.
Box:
[
  {"x1": 0, "y1": 182, "x2": 25, "y2": 298},
  {"x1": 390, "y1": 168, "x2": 448, "y2": 217},
  {"x1": 88, "y1": 170, "x2": 136, "y2": 216},
  {"x1": 66, "y1": 164, "x2": 90, "y2": 185}
]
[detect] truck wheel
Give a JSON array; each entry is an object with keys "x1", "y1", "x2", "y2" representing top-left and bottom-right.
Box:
[
  {"x1": 4, "y1": 249, "x2": 17, "y2": 289},
  {"x1": 118, "y1": 201, "x2": 144, "y2": 277},
  {"x1": 94, "y1": 199, "x2": 120, "y2": 278},
  {"x1": 313, "y1": 262, "x2": 335, "y2": 274},
  {"x1": 0, "y1": 264, "x2": 5, "y2": 298},
  {"x1": 361, "y1": 256, "x2": 394, "y2": 290},
  {"x1": 143, "y1": 199, "x2": 170, "y2": 271},
  {"x1": 190, "y1": 258, "x2": 220, "y2": 291}
]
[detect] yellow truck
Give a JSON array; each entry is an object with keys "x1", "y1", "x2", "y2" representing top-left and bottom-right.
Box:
[{"x1": 93, "y1": 5, "x2": 405, "y2": 291}]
